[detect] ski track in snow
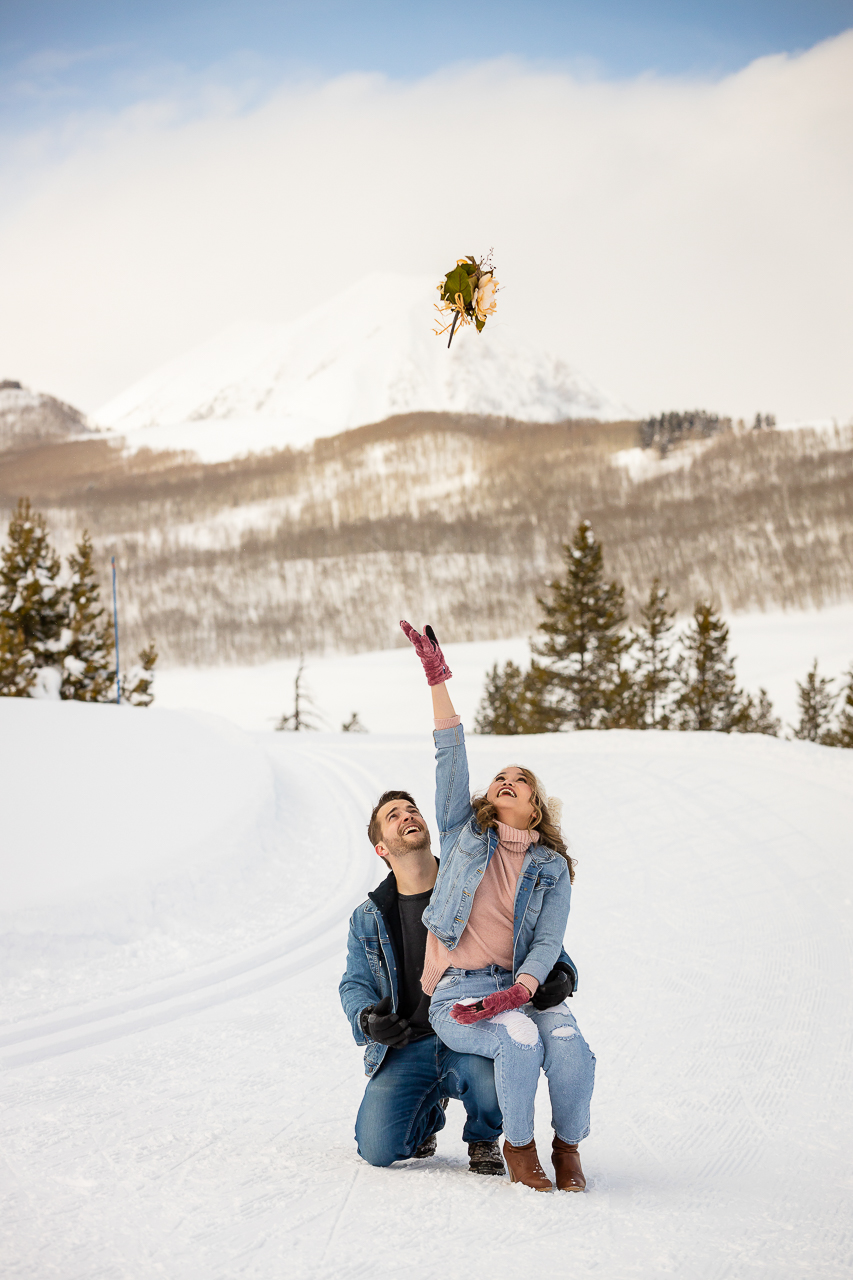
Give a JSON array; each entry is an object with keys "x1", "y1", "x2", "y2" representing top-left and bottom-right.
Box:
[
  {"x1": 0, "y1": 743, "x2": 382, "y2": 1067},
  {"x1": 2, "y1": 712, "x2": 853, "y2": 1279}
]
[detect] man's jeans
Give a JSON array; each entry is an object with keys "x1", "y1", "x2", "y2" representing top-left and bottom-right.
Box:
[
  {"x1": 429, "y1": 966, "x2": 596, "y2": 1147},
  {"x1": 355, "y1": 1034, "x2": 503, "y2": 1166}
]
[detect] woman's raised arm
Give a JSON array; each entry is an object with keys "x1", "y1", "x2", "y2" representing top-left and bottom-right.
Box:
[
  {"x1": 431, "y1": 679, "x2": 456, "y2": 722},
  {"x1": 400, "y1": 621, "x2": 471, "y2": 833}
]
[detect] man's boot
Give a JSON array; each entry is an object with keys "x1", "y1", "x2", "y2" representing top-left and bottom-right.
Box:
[
  {"x1": 551, "y1": 1136, "x2": 586, "y2": 1191},
  {"x1": 502, "y1": 1139, "x2": 552, "y2": 1191},
  {"x1": 414, "y1": 1097, "x2": 449, "y2": 1158},
  {"x1": 467, "y1": 1140, "x2": 505, "y2": 1176}
]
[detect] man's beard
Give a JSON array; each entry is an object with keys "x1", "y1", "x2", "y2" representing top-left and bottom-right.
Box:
[{"x1": 384, "y1": 828, "x2": 431, "y2": 859}]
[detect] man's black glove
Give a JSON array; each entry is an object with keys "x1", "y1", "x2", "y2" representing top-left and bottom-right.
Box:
[
  {"x1": 531, "y1": 962, "x2": 574, "y2": 1010},
  {"x1": 359, "y1": 996, "x2": 413, "y2": 1047}
]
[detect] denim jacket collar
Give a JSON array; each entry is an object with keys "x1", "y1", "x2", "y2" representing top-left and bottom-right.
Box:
[{"x1": 367, "y1": 869, "x2": 398, "y2": 917}]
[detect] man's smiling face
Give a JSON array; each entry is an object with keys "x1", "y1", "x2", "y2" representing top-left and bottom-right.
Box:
[{"x1": 376, "y1": 798, "x2": 430, "y2": 859}]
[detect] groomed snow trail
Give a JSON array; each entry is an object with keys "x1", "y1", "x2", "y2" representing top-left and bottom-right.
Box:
[
  {"x1": 0, "y1": 740, "x2": 375, "y2": 1069},
  {"x1": 2, "y1": 703, "x2": 852, "y2": 1279}
]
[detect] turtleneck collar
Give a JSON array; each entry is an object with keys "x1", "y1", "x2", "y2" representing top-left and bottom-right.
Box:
[{"x1": 495, "y1": 821, "x2": 539, "y2": 852}]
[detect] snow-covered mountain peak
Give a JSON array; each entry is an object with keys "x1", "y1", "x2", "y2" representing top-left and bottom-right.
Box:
[
  {"x1": 0, "y1": 380, "x2": 93, "y2": 452},
  {"x1": 95, "y1": 274, "x2": 630, "y2": 460}
]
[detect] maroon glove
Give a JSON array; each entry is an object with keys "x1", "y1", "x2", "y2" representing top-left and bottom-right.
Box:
[
  {"x1": 451, "y1": 982, "x2": 532, "y2": 1025},
  {"x1": 399, "y1": 621, "x2": 453, "y2": 686}
]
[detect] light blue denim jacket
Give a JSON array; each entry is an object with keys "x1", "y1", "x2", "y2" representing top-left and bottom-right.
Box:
[
  {"x1": 339, "y1": 871, "x2": 401, "y2": 1077},
  {"x1": 423, "y1": 722, "x2": 576, "y2": 990},
  {"x1": 339, "y1": 857, "x2": 577, "y2": 1078}
]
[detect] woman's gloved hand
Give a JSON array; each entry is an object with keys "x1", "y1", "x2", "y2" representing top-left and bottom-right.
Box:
[
  {"x1": 530, "y1": 962, "x2": 574, "y2": 1010},
  {"x1": 359, "y1": 996, "x2": 413, "y2": 1047},
  {"x1": 400, "y1": 621, "x2": 453, "y2": 686},
  {"x1": 451, "y1": 982, "x2": 532, "y2": 1025}
]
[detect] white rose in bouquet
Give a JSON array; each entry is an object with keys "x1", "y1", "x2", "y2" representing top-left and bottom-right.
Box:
[{"x1": 473, "y1": 272, "x2": 498, "y2": 319}]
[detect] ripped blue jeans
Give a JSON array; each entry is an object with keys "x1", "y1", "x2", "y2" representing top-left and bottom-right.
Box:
[{"x1": 429, "y1": 966, "x2": 596, "y2": 1147}]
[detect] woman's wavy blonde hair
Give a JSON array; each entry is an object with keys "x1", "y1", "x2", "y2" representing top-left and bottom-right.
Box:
[{"x1": 471, "y1": 766, "x2": 576, "y2": 882}]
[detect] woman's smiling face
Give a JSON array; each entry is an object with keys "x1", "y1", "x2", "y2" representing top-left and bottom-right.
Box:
[{"x1": 486, "y1": 766, "x2": 535, "y2": 828}]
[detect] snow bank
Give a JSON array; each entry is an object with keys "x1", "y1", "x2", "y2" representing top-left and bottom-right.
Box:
[
  {"x1": 0, "y1": 698, "x2": 287, "y2": 1020},
  {"x1": 1, "y1": 699, "x2": 274, "y2": 914}
]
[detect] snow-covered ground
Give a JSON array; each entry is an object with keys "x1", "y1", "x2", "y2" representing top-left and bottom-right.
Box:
[
  {"x1": 2, "y1": 694, "x2": 852, "y2": 1279},
  {"x1": 153, "y1": 603, "x2": 853, "y2": 735}
]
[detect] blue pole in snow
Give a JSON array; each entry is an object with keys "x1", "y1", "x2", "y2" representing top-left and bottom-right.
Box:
[{"x1": 111, "y1": 556, "x2": 121, "y2": 705}]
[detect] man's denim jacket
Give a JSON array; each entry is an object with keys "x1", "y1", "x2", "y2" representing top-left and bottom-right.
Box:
[
  {"x1": 339, "y1": 724, "x2": 578, "y2": 1078},
  {"x1": 423, "y1": 723, "x2": 574, "y2": 989},
  {"x1": 339, "y1": 870, "x2": 407, "y2": 1078}
]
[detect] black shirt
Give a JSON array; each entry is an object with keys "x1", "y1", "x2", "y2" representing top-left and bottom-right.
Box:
[{"x1": 386, "y1": 888, "x2": 434, "y2": 1040}]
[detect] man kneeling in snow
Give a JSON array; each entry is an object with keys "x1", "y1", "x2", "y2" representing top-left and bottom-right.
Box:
[{"x1": 339, "y1": 790, "x2": 573, "y2": 1174}]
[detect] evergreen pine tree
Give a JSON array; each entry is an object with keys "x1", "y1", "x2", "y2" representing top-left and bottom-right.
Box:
[
  {"x1": 629, "y1": 578, "x2": 676, "y2": 728},
  {"x1": 475, "y1": 661, "x2": 528, "y2": 735},
  {"x1": 0, "y1": 619, "x2": 36, "y2": 696},
  {"x1": 673, "y1": 602, "x2": 745, "y2": 732},
  {"x1": 828, "y1": 665, "x2": 853, "y2": 748},
  {"x1": 791, "y1": 660, "x2": 836, "y2": 743},
  {"x1": 533, "y1": 520, "x2": 628, "y2": 730},
  {"x1": 600, "y1": 662, "x2": 647, "y2": 729},
  {"x1": 474, "y1": 660, "x2": 561, "y2": 735},
  {"x1": 735, "y1": 687, "x2": 781, "y2": 736},
  {"x1": 121, "y1": 641, "x2": 157, "y2": 707},
  {"x1": 61, "y1": 530, "x2": 115, "y2": 702},
  {"x1": 0, "y1": 498, "x2": 67, "y2": 693}
]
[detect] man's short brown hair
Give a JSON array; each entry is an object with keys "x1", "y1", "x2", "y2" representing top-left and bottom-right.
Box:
[{"x1": 368, "y1": 790, "x2": 418, "y2": 850}]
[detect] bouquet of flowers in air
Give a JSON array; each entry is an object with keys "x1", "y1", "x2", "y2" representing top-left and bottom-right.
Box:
[{"x1": 434, "y1": 253, "x2": 499, "y2": 348}]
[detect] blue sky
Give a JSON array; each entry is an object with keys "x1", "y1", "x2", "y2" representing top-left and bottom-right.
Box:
[
  {"x1": 0, "y1": 4, "x2": 850, "y2": 421},
  {"x1": 2, "y1": 0, "x2": 852, "y2": 130}
]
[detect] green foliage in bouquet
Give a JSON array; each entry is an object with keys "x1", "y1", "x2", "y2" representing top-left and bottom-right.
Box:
[{"x1": 435, "y1": 253, "x2": 498, "y2": 346}]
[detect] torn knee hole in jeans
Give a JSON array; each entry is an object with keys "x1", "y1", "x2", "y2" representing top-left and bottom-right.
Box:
[
  {"x1": 550, "y1": 1026, "x2": 578, "y2": 1039},
  {"x1": 491, "y1": 1010, "x2": 540, "y2": 1047}
]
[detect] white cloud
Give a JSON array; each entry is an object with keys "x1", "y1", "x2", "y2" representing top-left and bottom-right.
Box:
[{"x1": 0, "y1": 34, "x2": 851, "y2": 421}]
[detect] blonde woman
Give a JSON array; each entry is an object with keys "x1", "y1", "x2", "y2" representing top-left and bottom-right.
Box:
[{"x1": 401, "y1": 621, "x2": 595, "y2": 1192}]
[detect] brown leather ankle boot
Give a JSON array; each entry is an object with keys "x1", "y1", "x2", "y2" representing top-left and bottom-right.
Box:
[
  {"x1": 551, "y1": 1136, "x2": 586, "y2": 1191},
  {"x1": 503, "y1": 1139, "x2": 553, "y2": 1191}
]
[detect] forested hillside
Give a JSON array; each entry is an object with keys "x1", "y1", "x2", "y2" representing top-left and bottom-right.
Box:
[{"x1": 1, "y1": 412, "x2": 850, "y2": 663}]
